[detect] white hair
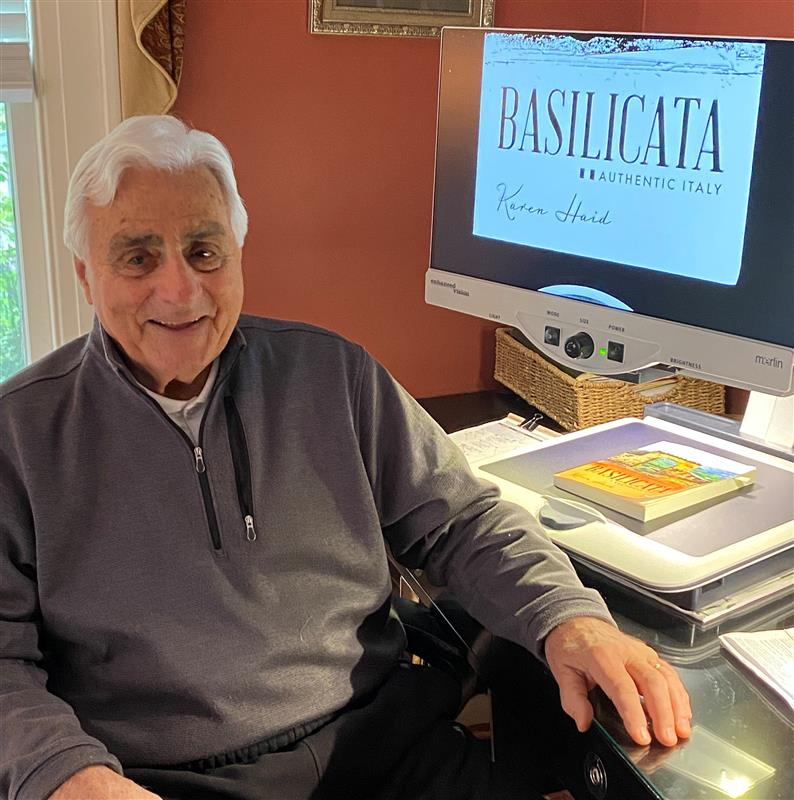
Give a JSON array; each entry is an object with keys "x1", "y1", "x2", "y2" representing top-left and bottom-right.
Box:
[{"x1": 63, "y1": 115, "x2": 248, "y2": 259}]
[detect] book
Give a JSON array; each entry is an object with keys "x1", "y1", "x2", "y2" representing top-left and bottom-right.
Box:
[
  {"x1": 719, "y1": 628, "x2": 794, "y2": 712},
  {"x1": 552, "y1": 441, "x2": 756, "y2": 522}
]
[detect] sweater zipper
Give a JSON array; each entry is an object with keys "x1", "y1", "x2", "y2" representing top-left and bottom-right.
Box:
[
  {"x1": 116, "y1": 371, "x2": 225, "y2": 551},
  {"x1": 224, "y1": 396, "x2": 257, "y2": 542},
  {"x1": 192, "y1": 442, "x2": 223, "y2": 550}
]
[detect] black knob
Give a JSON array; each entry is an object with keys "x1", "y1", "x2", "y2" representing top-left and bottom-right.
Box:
[
  {"x1": 564, "y1": 332, "x2": 594, "y2": 359},
  {"x1": 583, "y1": 752, "x2": 608, "y2": 799}
]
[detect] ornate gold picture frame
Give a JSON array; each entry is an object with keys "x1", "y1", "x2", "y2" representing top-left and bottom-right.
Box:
[{"x1": 309, "y1": 0, "x2": 494, "y2": 38}]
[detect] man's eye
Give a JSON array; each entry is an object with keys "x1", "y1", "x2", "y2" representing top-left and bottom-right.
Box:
[
  {"x1": 122, "y1": 252, "x2": 154, "y2": 270},
  {"x1": 189, "y1": 248, "x2": 222, "y2": 270}
]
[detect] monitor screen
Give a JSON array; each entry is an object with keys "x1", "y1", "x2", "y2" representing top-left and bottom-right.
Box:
[{"x1": 428, "y1": 28, "x2": 794, "y2": 395}]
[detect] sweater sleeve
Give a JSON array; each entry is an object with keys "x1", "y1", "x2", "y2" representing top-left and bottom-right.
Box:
[
  {"x1": 354, "y1": 351, "x2": 615, "y2": 659},
  {"x1": 0, "y1": 446, "x2": 122, "y2": 800}
]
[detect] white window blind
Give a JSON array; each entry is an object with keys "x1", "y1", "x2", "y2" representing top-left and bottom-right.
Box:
[{"x1": 0, "y1": 0, "x2": 33, "y2": 103}]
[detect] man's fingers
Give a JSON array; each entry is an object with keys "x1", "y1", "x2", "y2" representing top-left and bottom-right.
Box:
[
  {"x1": 629, "y1": 661, "x2": 678, "y2": 746},
  {"x1": 658, "y1": 660, "x2": 693, "y2": 739},
  {"x1": 589, "y1": 658, "x2": 653, "y2": 745},
  {"x1": 580, "y1": 651, "x2": 656, "y2": 745},
  {"x1": 624, "y1": 659, "x2": 692, "y2": 746},
  {"x1": 555, "y1": 668, "x2": 595, "y2": 733}
]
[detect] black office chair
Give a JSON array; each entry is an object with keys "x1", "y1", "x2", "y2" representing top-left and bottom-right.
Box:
[
  {"x1": 389, "y1": 558, "x2": 568, "y2": 798},
  {"x1": 392, "y1": 592, "x2": 492, "y2": 711}
]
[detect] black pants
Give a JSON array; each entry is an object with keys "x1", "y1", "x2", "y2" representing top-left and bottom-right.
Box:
[{"x1": 126, "y1": 663, "x2": 544, "y2": 800}]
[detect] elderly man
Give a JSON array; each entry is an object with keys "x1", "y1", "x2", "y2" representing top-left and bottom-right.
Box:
[{"x1": 0, "y1": 116, "x2": 690, "y2": 800}]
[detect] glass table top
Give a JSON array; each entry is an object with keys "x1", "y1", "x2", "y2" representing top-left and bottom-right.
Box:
[{"x1": 592, "y1": 590, "x2": 794, "y2": 800}]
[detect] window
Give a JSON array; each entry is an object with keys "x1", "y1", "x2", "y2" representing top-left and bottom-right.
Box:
[
  {"x1": 0, "y1": 1, "x2": 31, "y2": 380},
  {"x1": 0, "y1": 102, "x2": 25, "y2": 381},
  {"x1": 0, "y1": 0, "x2": 120, "y2": 382}
]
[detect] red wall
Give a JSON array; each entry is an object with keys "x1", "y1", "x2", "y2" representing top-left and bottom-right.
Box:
[
  {"x1": 174, "y1": 1, "x2": 792, "y2": 399},
  {"x1": 642, "y1": 0, "x2": 793, "y2": 35}
]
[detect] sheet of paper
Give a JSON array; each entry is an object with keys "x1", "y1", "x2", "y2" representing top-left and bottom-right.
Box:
[
  {"x1": 719, "y1": 627, "x2": 794, "y2": 711},
  {"x1": 449, "y1": 414, "x2": 557, "y2": 463}
]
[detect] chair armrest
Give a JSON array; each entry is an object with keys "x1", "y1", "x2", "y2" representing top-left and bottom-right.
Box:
[{"x1": 392, "y1": 594, "x2": 493, "y2": 708}]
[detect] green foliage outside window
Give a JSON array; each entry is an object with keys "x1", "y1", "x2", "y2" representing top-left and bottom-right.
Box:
[{"x1": 0, "y1": 103, "x2": 27, "y2": 383}]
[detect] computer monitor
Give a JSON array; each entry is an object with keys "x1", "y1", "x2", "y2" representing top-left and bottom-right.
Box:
[{"x1": 427, "y1": 28, "x2": 794, "y2": 402}]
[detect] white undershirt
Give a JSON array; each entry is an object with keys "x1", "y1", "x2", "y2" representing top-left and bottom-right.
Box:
[{"x1": 137, "y1": 359, "x2": 219, "y2": 444}]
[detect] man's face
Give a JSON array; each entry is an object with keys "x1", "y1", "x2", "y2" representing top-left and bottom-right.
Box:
[{"x1": 75, "y1": 166, "x2": 244, "y2": 399}]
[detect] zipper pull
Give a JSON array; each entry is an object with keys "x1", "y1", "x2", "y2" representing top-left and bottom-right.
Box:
[
  {"x1": 244, "y1": 514, "x2": 256, "y2": 541},
  {"x1": 194, "y1": 446, "x2": 206, "y2": 473}
]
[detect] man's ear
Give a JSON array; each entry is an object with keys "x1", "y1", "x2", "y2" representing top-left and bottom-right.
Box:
[{"x1": 74, "y1": 258, "x2": 94, "y2": 305}]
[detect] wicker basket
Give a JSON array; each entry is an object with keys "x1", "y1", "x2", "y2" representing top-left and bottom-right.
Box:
[{"x1": 494, "y1": 327, "x2": 726, "y2": 431}]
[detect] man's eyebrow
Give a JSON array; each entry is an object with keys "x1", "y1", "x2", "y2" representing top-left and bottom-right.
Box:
[
  {"x1": 183, "y1": 222, "x2": 228, "y2": 241},
  {"x1": 107, "y1": 233, "x2": 162, "y2": 257}
]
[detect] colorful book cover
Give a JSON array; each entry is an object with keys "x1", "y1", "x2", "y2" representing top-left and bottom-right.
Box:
[{"x1": 553, "y1": 441, "x2": 756, "y2": 520}]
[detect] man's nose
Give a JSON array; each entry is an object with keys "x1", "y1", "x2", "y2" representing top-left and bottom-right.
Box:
[{"x1": 155, "y1": 251, "x2": 201, "y2": 304}]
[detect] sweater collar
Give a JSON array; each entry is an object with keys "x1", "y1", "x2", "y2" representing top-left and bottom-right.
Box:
[{"x1": 87, "y1": 315, "x2": 248, "y2": 389}]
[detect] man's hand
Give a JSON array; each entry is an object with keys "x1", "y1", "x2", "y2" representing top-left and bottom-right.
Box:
[
  {"x1": 544, "y1": 616, "x2": 692, "y2": 747},
  {"x1": 49, "y1": 765, "x2": 162, "y2": 800}
]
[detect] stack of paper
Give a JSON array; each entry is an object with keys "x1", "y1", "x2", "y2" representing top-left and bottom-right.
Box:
[
  {"x1": 449, "y1": 413, "x2": 558, "y2": 463},
  {"x1": 719, "y1": 628, "x2": 794, "y2": 711}
]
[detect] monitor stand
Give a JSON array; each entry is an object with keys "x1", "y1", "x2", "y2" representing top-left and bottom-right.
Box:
[
  {"x1": 645, "y1": 396, "x2": 794, "y2": 462},
  {"x1": 739, "y1": 392, "x2": 794, "y2": 453}
]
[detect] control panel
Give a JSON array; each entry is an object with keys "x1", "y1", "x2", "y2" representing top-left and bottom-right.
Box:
[
  {"x1": 425, "y1": 269, "x2": 794, "y2": 394},
  {"x1": 518, "y1": 311, "x2": 661, "y2": 374}
]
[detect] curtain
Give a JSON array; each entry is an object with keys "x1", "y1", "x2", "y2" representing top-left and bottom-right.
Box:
[{"x1": 117, "y1": 0, "x2": 186, "y2": 118}]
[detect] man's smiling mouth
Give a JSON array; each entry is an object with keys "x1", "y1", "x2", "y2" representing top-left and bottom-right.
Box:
[{"x1": 150, "y1": 316, "x2": 206, "y2": 331}]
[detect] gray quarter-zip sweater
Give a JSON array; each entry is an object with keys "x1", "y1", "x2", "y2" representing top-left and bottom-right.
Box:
[{"x1": 0, "y1": 315, "x2": 612, "y2": 800}]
